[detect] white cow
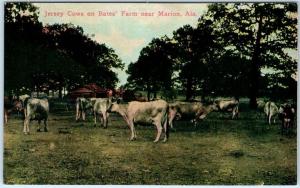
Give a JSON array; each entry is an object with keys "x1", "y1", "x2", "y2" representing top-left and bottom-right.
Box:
[
  {"x1": 19, "y1": 94, "x2": 30, "y2": 106},
  {"x1": 214, "y1": 98, "x2": 239, "y2": 119},
  {"x1": 23, "y1": 98, "x2": 49, "y2": 134},
  {"x1": 92, "y1": 97, "x2": 112, "y2": 128},
  {"x1": 109, "y1": 99, "x2": 169, "y2": 142},
  {"x1": 168, "y1": 102, "x2": 217, "y2": 128},
  {"x1": 264, "y1": 101, "x2": 279, "y2": 125}
]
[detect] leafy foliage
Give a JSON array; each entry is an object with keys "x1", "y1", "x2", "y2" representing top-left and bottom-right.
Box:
[{"x1": 5, "y1": 2, "x2": 124, "y2": 97}]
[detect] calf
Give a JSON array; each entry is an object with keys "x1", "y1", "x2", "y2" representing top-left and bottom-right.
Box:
[
  {"x1": 264, "y1": 101, "x2": 278, "y2": 125},
  {"x1": 214, "y1": 98, "x2": 239, "y2": 119},
  {"x1": 168, "y1": 102, "x2": 216, "y2": 128},
  {"x1": 92, "y1": 97, "x2": 112, "y2": 128},
  {"x1": 278, "y1": 104, "x2": 296, "y2": 135},
  {"x1": 109, "y1": 99, "x2": 169, "y2": 142},
  {"x1": 23, "y1": 98, "x2": 49, "y2": 134},
  {"x1": 12, "y1": 100, "x2": 23, "y2": 116},
  {"x1": 75, "y1": 97, "x2": 93, "y2": 121}
]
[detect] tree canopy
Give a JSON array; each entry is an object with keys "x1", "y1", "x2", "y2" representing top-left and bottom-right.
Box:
[
  {"x1": 126, "y1": 2, "x2": 297, "y2": 104},
  {"x1": 5, "y1": 2, "x2": 124, "y2": 98}
]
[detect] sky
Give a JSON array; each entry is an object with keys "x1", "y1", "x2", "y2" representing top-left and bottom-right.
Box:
[{"x1": 34, "y1": 3, "x2": 209, "y2": 86}]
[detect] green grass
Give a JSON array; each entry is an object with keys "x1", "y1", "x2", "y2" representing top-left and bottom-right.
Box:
[{"x1": 4, "y1": 104, "x2": 297, "y2": 185}]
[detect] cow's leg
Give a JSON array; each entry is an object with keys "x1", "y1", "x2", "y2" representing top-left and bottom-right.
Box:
[
  {"x1": 4, "y1": 111, "x2": 7, "y2": 124},
  {"x1": 163, "y1": 118, "x2": 169, "y2": 142},
  {"x1": 232, "y1": 107, "x2": 237, "y2": 119},
  {"x1": 76, "y1": 109, "x2": 79, "y2": 121},
  {"x1": 82, "y1": 111, "x2": 86, "y2": 121},
  {"x1": 24, "y1": 108, "x2": 27, "y2": 118},
  {"x1": 103, "y1": 112, "x2": 108, "y2": 128},
  {"x1": 94, "y1": 112, "x2": 97, "y2": 127},
  {"x1": 128, "y1": 120, "x2": 136, "y2": 141},
  {"x1": 168, "y1": 110, "x2": 176, "y2": 129},
  {"x1": 268, "y1": 114, "x2": 272, "y2": 125},
  {"x1": 23, "y1": 117, "x2": 30, "y2": 134},
  {"x1": 102, "y1": 112, "x2": 107, "y2": 128},
  {"x1": 99, "y1": 113, "x2": 104, "y2": 126},
  {"x1": 44, "y1": 119, "x2": 48, "y2": 132},
  {"x1": 153, "y1": 121, "x2": 163, "y2": 143},
  {"x1": 37, "y1": 120, "x2": 42, "y2": 132}
]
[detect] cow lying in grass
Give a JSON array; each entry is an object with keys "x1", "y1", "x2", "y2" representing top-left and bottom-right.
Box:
[
  {"x1": 168, "y1": 102, "x2": 217, "y2": 128},
  {"x1": 108, "y1": 99, "x2": 169, "y2": 143},
  {"x1": 23, "y1": 98, "x2": 49, "y2": 134}
]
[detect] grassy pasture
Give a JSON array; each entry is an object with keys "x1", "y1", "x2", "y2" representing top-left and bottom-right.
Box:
[{"x1": 4, "y1": 101, "x2": 297, "y2": 185}]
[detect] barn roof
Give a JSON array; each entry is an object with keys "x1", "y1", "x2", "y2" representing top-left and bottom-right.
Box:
[
  {"x1": 70, "y1": 87, "x2": 94, "y2": 94},
  {"x1": 84, "y1": 83, "x2": 107, "y2": 93}
]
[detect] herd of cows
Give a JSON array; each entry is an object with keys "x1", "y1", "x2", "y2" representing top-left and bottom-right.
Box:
[{"x1": 4, "y1": 95, "x2": 296, "y2": 142}]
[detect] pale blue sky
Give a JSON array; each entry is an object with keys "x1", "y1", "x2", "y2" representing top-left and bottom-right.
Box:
[{"x1": 34, "y1": 3, "x2": 209, "y2": 86}]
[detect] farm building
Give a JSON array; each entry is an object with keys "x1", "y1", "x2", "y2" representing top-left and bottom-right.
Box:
[{"x1": 68, "y1": 83, "x2": 109, "y2": 100}]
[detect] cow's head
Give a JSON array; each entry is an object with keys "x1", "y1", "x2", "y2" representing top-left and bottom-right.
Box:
[{"x1": 107, "y1": 99, "x2": 121, "y2": 113}]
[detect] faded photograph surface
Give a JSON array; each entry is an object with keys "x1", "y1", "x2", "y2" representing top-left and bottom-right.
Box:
[{"x1": 4, "y1": 2, "x2": 297, "y2": 185}]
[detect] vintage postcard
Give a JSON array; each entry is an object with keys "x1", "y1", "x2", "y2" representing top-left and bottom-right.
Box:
[{"x1": 4, "y1": 1, "x2": 297, "y2": 185}]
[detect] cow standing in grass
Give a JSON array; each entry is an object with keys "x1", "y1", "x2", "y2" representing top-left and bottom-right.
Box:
[
  {"x1": 278, "y1": 104, "x2": 295, "y2": 135},
  {"x1": 213, "y1": 98, "x2": 239, "y2": 119},
  {"x1": 264, "y1": 101, "x2": 279, "y2": 125},
  {"x1": 92, "y1": 97, "x2": 112, "y2": 128},
  {"x1": 23, "y1": 98, "x2": 49, "y2": 134},
  {"x1": 168, "y1": 102, "x2": 217, "y2": 128},
  {"x1": 109, "y1": 99, "x2": 169, "y2": 143},
  {"x1": 75, "y1": 97, "x2": 93, "y2": 121}
]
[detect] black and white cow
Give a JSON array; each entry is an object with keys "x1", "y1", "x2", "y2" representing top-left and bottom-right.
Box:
[
  {"x1": 23, "y1": 98, "x2": 49, "y2": 134},
  {"x1": 75, "y1": 97, "x2": 93, "y2": 121}
]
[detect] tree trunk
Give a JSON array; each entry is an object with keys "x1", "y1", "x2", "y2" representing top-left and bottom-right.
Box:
[
  {"x1": 58, "y1": 85, "x2": 63, "y2": 99},
  {"x1": 185, "y1": 77, "x2": 193, "y2": 101},
  {"x1": 147, "y1": 84, "x2": 151, "y2": 101},
  {"x1": 249, "y1": 14, "x2": 263, "y2": 109}
]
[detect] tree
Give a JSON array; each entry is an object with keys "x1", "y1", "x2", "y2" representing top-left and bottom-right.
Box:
[
  {"x1": 5, "y1": 2, "x2": 124, "y2": 98},
  {"x1": 5, "y1": 2, "x2": 43, "y2": 94},
  {"x1": 206, "y1": 3, "x2": 297, "y2": 108},
  {"x1": 127, "y1": 37, "x2": 176, "y2": 100},
  {"x1": 44, "y1": 24, "x2": 124, "y2": 92},
  {"x1": 173, "y1": 19, "x2": 219, "y2": 101}
]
